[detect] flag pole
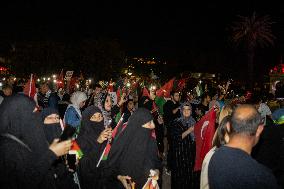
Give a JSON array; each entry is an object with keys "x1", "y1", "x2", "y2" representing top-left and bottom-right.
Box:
[
  {"x1": 29, "y1": 74, "x2": 33, "y2": 97},
  {"x1": 96, "y1": 114, "x2": 125, "y2": 167}
]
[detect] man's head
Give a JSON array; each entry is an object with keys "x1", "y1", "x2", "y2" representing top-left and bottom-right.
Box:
[
  {"x1": 230, "y1": 104, "x2": 264, "y2": 146},
  {"x1": 7, "y1": 75, "x2": 15, "y2": 86},
  {"x1": 201, "y1": 92, "x2": 211, "y2": 104},
  {"x1": 170, "y1": 91, "x2": 180, "y2": 103},
  {"x1": 93, "y1": 84, "x2": 102, "y2": 95},
  {"x1": 2, "y1": 84, "x2": 13, "y2": 96},
  {"x1": 40, "y1": 83, "x2": 50, "y2": 95}
]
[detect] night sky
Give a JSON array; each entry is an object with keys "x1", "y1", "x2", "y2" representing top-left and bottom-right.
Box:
[{"x1": 1, "y1": 1, "x2": 284, "y2": 78}]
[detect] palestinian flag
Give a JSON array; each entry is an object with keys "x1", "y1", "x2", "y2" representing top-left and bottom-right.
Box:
[
  {"x1": 96, "y1": 115, "x2": 127, "y2": 167},
  {"x1": 70, "y1": 140, "x2": 83, "y2": 159}
]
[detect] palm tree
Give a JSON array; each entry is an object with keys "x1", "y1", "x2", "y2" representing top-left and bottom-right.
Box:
[{"x1": 230, "y1": 12, "x2": 275, "y2": 89}]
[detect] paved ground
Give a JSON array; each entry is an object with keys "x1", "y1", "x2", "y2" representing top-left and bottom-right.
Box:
[{"x1": 162, "y1": 166, "x2": 171, "y2": 189}]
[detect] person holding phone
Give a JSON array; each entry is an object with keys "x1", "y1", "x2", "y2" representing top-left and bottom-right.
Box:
[
  {"x1": 41, "y1": 107, "x2": 79, "y2": 189},
  {"x1": 0, "y1": 95, "x2": 73, "y2": 189},
  {"x1": 77, "y1": 105, "x2": 112, "y2": 189}
]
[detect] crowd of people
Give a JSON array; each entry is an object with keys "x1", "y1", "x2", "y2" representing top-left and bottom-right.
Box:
[{"x1": 0, "y1": 74, "x2": 283, "y2": 189}]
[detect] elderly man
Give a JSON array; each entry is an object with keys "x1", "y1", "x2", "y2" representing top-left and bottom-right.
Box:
[{"x1": 208, "y1": 104, "x2": 279, "y2": 189}]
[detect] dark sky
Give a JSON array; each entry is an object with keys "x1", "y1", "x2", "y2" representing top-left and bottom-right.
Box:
[{"x1": 1, "y1": 1, "x2": 284, "y2": 63}]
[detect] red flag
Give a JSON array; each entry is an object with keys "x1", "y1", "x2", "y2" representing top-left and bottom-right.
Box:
[
  {"x1": 142, "y1": 87, "x2": 150, "y2": 97},
  {"x1": 116, "y1": 87, "x2": 122, "y2": 104},
  {"x1": 24, "y1": 74, "x2": 36, "y2": 99},
  {"x1": 156, "y1": 78, "x2": 175, "y2": 98},
  {"x1": 194, "y1": 108, "x2": 216, "y2": 171},
  {"x1": 57, "y1": 69, "x2": 64, "y2": 89},
  {"x1": 108, "y1": 81, "x2": 114, "y2": 92},
  {"x1": 177, "y1": 78, "x2": 186, "y2": 91}
]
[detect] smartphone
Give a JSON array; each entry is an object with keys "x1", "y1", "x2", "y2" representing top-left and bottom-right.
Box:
[
  {"x1": 60, "y1": 125, "x2": 76, "y2": 142},
  {"x1": 67, "y1": 152, "x2": 76, "y2": 171}
]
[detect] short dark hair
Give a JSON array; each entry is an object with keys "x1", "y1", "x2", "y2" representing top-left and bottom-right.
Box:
[
  {"x1": 170, "y1": 90, "x2": 179, "y2": 96},
  {"x1": 2, "y1": 84, "x2": 13, "y2": 90},
  {"x1": 201, "y1": 92, "x2": 210, "y2": 102},
  {"x1": 230, "y1": 104, "x2": 262, "y2": 136}
]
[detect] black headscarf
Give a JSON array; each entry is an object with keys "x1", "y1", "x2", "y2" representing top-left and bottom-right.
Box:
[
  {"x1": 0, "y1": 94, "x2": 49, "y2": 156},
  {"x1": 107, "y1": 108, "x2": 161, "y2": 188},
  {"x1": 77, "y1": 105, "x2": 105, "y2": 155},
  {"x1": 41, "y1": 108, "x2": 62, "y2": 144},
  {"x1": 139, "y1": 96, "x2": 153, "y2": 111}
]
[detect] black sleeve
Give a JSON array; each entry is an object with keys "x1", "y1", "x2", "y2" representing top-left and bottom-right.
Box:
[
  {"x1": 5, "y1": 146, "x2": 57, "y2": 188},
  {"x1": 171, "y1": 121, "x2": 184, "y2": 142},
  {"x1": 78, "y1": 141, "x2": 104, "y2": 173}
]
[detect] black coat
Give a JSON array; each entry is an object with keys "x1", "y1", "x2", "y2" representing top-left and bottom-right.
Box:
[
  {"x1": 77, "y1": 106, "x2": 106, "y2": 189},
  {"x1": 106, "y1": 108, "x2": 162, "y2": 189},
  {"x1": 0, "y1": 95, "x2": 58, "y2": 189},
  {"x1": 0, "y1": 135, "x2": 57, "y2": 189},
  {"x1": 170, "y1": 118, "x2": 196, "y2": 189}
]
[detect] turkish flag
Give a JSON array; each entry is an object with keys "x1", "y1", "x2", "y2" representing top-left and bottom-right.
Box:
[
  {"x1": 23, "y1": 74, "x2": 36, "y2": 99},
  {"x1": 156, "y1": 78, "x2": 175, "y2": 98},
  {"x1": 194, "y1": 108, "x2": 216, "y2": 171},
  {"x1": 57, "y1": 69, "x2": 64, "y2": 89},
  {"x1": 142, "y1": 87, "x2": 150, "y2": 97}
]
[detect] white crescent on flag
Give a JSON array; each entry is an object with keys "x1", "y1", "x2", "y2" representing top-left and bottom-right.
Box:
[{"x1": 201, "y1": 120, "x2": 209, "y2": 140}]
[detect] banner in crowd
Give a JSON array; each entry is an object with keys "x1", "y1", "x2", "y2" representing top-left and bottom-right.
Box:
[
  {"x1": 194, "y1": 108, "x2": 216, "y2": 171},
  {"x1": 23, "y1": 74, "x2": 36, "y2": 99}
]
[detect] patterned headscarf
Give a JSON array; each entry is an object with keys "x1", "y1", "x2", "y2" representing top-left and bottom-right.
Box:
[{"x1": 177, "y1": 102, "x2": 196, "y2": 140}]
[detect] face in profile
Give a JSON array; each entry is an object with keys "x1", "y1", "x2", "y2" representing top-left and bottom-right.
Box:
[
  {"x1": 104, "y1": 95, "x2": 112, "y2": 111},
  {"x1": 79, "y1": 100, "x2": 86, "y2": 108},
  {"x1": 90, "y1": 112, "x2": 103, "y2": 122}
]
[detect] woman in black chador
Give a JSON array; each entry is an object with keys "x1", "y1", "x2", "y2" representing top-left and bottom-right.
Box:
[
  {"x1": 77, "y1": 105, "x2": 112, "y2": 189},
  {"x1": 0, "y1": 95, "x2": 72, "y2": 189},
  {"x1": 106, "y1": 108, "x2": 162, "y2": 189},
  {"x1": 41, "y1": 108, "x2": 78, "y2": 189},
  {"x1": 171, "y1": 102, "x2": 196, "y2": 189}
]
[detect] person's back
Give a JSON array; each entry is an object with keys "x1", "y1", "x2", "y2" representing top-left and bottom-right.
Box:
[
  {"x1": 208, "y1": 104, "x2": 279, "y2": 189},
  {"x1": 208, "y1": 145, "x2": 279, "y2": 189}
]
